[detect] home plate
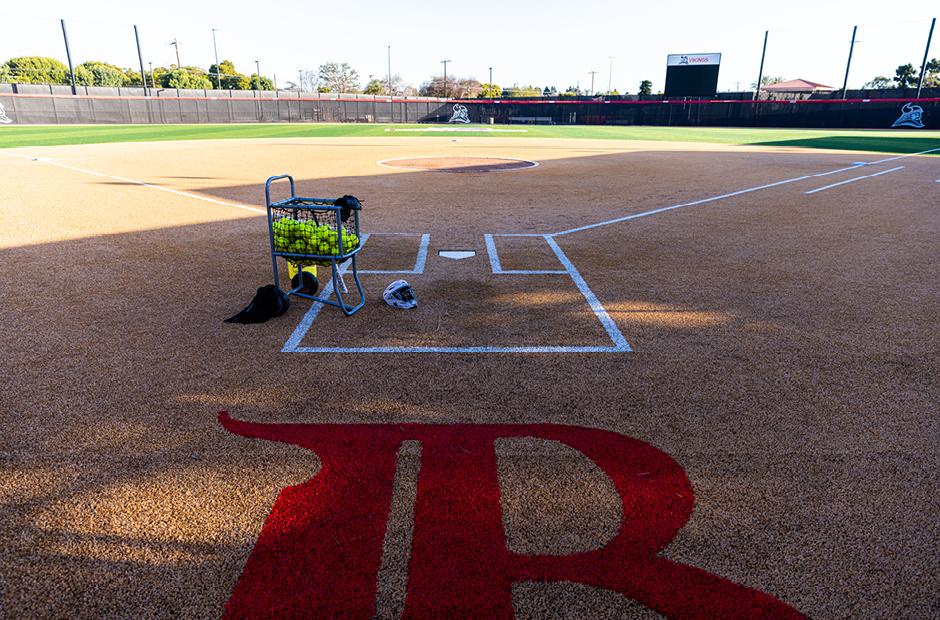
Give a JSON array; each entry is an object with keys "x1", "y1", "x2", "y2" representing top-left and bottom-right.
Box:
[{"x1": 439, "y1": 250, "x2": 476, "y2": 260}]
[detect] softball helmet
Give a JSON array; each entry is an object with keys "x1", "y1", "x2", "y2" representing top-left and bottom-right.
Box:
[{"x1": 383, "y1": 280, "x2": 417, "y2": 309}]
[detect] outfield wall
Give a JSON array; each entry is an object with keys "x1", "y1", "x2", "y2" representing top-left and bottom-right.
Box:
[
  {"x1": 1, "y1": 88, "x2": 937, "y2": 129},
  {"x1": 0, "y1": 88, "x2": 450, "y2": 125},
  {"x1": 453, "y1": 98, "x2": 940, "y2": 130}
]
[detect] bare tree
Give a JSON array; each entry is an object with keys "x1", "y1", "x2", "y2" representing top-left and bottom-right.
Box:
[
  {"x1": 318, "y1": 62, "x2": 360, "y2": 93},
  {"x1": 419, "y1": 75, "x2": 482, "y2": 98}
]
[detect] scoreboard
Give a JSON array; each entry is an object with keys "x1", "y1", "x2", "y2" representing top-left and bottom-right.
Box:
[{"x1": 664, "y1": 53, "x2": 721, "y2": 97}]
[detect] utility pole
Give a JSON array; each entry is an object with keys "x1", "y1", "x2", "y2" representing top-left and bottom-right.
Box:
[
  {"x1": 588, "y1": 70, "x2": 597, "y2": 96},
  {"x1": 441, "y1": 59, "x2": 451, "y2": 99},
  {"x1": 916, "y1": 17, "x2": 936, "y2": 99},
  {"x1": 298, "y1": 70, "x2": 304, "y2": 92},
  {"x1": 755, "y1": 30, "x2": 768, "y2": 100},
  {"x1": 211, "y1": 29, "x2": 221, "y2": 89},
  {"x1": 841, "y1": 25, "x2": 858, "y2": 100},
  {"x1": 489, "y1": 66, "x2": 493, "y2": 94},
  {"x1": 169, "y1": 38, "x2": 181, "y2": 67},
  {"x1": 608, "y1": 57, "x2": 614, "y2": 94},
  {"x1": 149, "y1": 61, "x2": 155, "y2": 89},
  {"x1": 134, "y1": 25, "x2": 147, "y2": 96},
  {"x1": 60, "y1": 19, "x2": 76, "y2": 94},
  {"x1": 387, "y1": 45, "x2": 392, "y2": 95}
]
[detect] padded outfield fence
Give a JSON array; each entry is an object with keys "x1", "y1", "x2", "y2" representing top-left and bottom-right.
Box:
[
  {"x1": 0, "y1": 85, "x2": 449, "y2": 125},
  {"x1": 1, "y1": 85, "x2": 938, "y2": 129}
]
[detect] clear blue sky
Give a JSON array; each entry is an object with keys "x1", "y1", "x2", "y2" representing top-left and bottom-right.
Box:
[{"x1": 2, "y1": 2, "x2": 937, "y2": 92}]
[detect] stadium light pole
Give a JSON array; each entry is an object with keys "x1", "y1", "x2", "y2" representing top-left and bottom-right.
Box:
[
  {"x1": 255, "y1": 60, "x2": 261, "y2": 90},
  {"x1": 588, "y1": 70, "x2": 597, "y2": 96},
  {"x1": 915, "y1": 17, "x2": 936, "y2": 99},
  {"x1": 840, "y1": 25, "x2": 858, "y2": 99},
  {"x1": 134, "y1": 25, "x2": 148, "y2": 96},
  {"x1": 211, "y1": 29, "x2": 221, "y2": 89},
  {"x1": 149, "y1": 62, "x2": 155, "y2": 89},
  {"x1": 489, "y1": 66, "x2": 493, "y2": 93},
  {"x1": 60, "y1": 19, "x2": 76, "y2": 95},
  {"x1": 755, "y1": 30, "x2": 768, "y2": 100},
  {"x1": 441, "y1": 59, "x2": 451, "y2": 99},
  {"x1": 387, "y1": 45, "x2": 392, "y2": 95},
  {"x1": 608, "y1": 57, "x2": 614, "y2": 95}
]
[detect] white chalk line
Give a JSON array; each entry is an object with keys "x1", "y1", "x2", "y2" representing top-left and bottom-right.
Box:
[
  {"x1": 282, "y1": 237, "x2": 366, "y2": 353},
  {"x1": 552, "y1": 146, "x2": 940, "y2": 237},
  {"x1": 287, "y1": 232, "x2": 629, "y2": 353},
  {"x1": 553, "y1": 176, "x2": 812, "y2": 237},
  {"x1": 544, "y1": 235, "x2": 632, "y2": 352},
  {"x1": 2, "y1": 151, "x2": 266, "y2": 215},
  {"x1": 805, "y1": 166, "x2": 905, "y2": 195}
]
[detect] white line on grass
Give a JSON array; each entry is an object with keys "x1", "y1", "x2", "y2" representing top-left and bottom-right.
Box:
[
  {"x1": 2, "y1": 151, "x2": 266, "y2": 215},
  {"x1": 804, "y1": 166, "x2": 905, "y2": 195}
]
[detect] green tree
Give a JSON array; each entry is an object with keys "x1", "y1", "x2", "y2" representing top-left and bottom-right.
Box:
[
  {"x1": 923, "y1": 58, "x2": 940, "y2": 87},
  {"x1": 249, "y1": 74, "x2": 274, "y2": 90},
  {"x1": 318, "y1": 62, "x2": 360, "y2": 93},
  {"x1": 162, "y1": 67, "x2": 212, "y2": 89},
  {"x1": 638, "y1": 80, "x2": 652, "y2": 95},
  {"x1": 363, "y1": 78, "x2": 385, "y2": 94},
  {"x1": 863, "y1": 76, "x2": 894, "y2": 89},
  {"x1": 123, "y1": 68, "x2": 144, "y2": 87},
  {"x1": 0, "y1": 56, "x2": 69, "y2": 84},
  {"x1": 895, "y1": 64, "x2": 917, "y2": 88},
  {"x1": 478, "y1": 83, "x2": 501, "y2": 98},
  {"x1": 560, "y1": 86, "x2": 581, "y2": 96},
  {"x1": 75, "y1": 61, "x2": 129, "y2": 87},
  {"x1": 501, "y1": 85, "x2": 541, "y2": 97},
  {"x1": 751, "y1": 76, "x2": 784, "y2": 89},
  {"x1": 209, "y1": 60, "x2": 246, "y2": 88}
]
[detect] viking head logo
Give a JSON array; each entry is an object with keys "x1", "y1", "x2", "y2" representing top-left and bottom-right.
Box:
[
  {"x1": 0, "y1": 103, "x2": 12, "y2": 124},
  {"x1": 679, "y1": 55, "x2": 689, "y2": 65},
  {"x1": 891, "y1": 102, "x2": 925, "y2": 129},
  {"x1": 448, "y1": 103, "x2": 471, "y2": 124}
]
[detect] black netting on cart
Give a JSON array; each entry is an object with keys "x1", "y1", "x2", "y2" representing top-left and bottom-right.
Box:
[{"x1": 270, "y1": 199, "x2": 361, "y2": 267}]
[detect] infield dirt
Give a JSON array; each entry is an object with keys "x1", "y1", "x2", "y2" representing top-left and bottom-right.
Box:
[{"x1": 1, "y1": 137, "x2": 938, "y2": 618}]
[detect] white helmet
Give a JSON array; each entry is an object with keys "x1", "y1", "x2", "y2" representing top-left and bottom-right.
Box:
[{"x1": 383, "y1": 280, "x2": 417, "y2": 309}]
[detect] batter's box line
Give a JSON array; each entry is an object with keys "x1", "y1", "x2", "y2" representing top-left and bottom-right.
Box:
[
  {"x1": 358, "y1": 233, "x2": 430, "y2": 275},
  {"x1": 283, "y1": 233, "x2": 632, "y2": 353}
]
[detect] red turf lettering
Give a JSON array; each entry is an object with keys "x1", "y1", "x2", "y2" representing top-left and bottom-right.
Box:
[{"x1": 218, "y1": 413, "x2": 805, "y2": 619}]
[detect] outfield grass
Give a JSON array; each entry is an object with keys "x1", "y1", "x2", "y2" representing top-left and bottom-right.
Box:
[{"x1": 1, "y1": 123, "x2": 939, "y2": 153}]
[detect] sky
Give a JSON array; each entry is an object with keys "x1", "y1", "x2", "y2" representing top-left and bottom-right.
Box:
[{"x1": 1, "y1": 1, "x2": 937, "y2": 93}]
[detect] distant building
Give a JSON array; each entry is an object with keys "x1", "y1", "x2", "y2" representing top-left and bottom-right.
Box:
[{"x1": 763, "y1": 79, "x2": 836, "y2": 93}]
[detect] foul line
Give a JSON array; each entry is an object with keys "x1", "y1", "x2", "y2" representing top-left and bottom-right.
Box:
[
  {"x1": 805, "y1": 166, "x2": 905, "y2": 195},
  {"x1": 553, "y1": 176, "x2": 811, "y2": 237},
  {"x1": 1, "y1": 151, "x2": 265, "y2": 215}
]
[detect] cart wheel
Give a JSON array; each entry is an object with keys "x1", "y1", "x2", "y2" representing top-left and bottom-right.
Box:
[{"x1": 291, "y1": 271, "x2": 319, "y2": 295}]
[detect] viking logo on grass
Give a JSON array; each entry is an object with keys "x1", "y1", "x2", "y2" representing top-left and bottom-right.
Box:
[
  {"x1": 448, "y1": 103, "x2": 471, "y2": 124},
  {"x1": 0, "y1": 103, "x2": 12, "y2": 124},
  {"x1": 891, "y1": 102, "x2": 925, "y2": 129},
  {"x1": 218, "y1": 412, "x2": 806, "y2": 618}
]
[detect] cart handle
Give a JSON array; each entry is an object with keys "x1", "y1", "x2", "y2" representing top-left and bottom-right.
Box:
[{"x1": 265, "y1": 175, "x2": 296, "y2": 208}]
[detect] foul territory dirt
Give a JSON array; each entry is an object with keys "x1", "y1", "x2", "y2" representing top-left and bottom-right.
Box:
[{"x1": 0, "y1": 137, "x2": 938, "y2": 618}]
